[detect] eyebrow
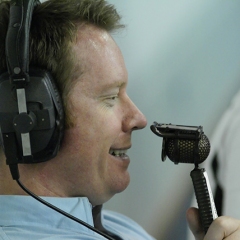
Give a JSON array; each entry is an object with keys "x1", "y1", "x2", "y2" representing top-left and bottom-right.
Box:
[
  {"x1": 100, "y1": 80, "x2": 126, "y2": 91},
  {"x1": 94, "y1": 81, "x2": 128, "y2": 100}
]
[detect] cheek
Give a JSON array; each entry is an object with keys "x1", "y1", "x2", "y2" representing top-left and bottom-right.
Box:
[
  {"x1": 79, "y1": 108, "x2": 122, "y2": 140},
  {"x1": 60, "y1": 127, "x2": 98, "y2": 179},
  {"x1": 64, "y1": 96, "x2": 123, "y2": 153},
  {"x1": 62, "y1": 116, "x2": 118, "y2": 157}
]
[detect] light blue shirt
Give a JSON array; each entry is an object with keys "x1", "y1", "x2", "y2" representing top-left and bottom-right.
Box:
[{"x1": 0, "y1": 196, "x2": 155, "y2": 240}]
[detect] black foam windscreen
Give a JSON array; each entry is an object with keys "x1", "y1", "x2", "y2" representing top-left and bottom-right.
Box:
[
  {"x1": 0, "y1": 0, "x2": 64, "y2": 164},
  {"x1": 164, "y1": 134, "x2": 210, "y2": 164},
  {"x1": 150, "y1": 122, "x2": 211, "y2": 165}
]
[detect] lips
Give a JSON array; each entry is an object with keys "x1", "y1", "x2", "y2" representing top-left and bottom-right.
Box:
[
  {"x1": 109, "y1": 149, "x2": 129, "y2": 158},
  {"x1": 109, "y1": 149, "x2": 127, "y2": 156}
]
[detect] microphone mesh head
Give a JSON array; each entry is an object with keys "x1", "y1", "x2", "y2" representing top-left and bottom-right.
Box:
[{"x1": 165, "y1": 134, "x2": 210, "y2": 164}]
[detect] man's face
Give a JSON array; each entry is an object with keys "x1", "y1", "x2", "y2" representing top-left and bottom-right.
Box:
[{"x1": 59, "y1": 25, "x2": 147, "y2": 205}]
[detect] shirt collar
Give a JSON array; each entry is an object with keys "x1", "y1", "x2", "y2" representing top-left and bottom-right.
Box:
[{"x1": 0, "y1": 195, "x2": 94, "y2": 233}]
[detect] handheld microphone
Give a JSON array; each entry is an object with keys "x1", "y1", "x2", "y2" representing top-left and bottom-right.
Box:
[
  {"x1": 151, "y1": 122, "x2": 218, "y2": 234},
  {"x1": 150, "y1": 122, "x2": 210, "y2": 164}
]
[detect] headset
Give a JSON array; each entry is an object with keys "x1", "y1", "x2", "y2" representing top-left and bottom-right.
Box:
[
  {"x1": 0, "y1": 0, "x2": 64, "y2": 178},
  {"x1": 0, "y1": 1, "x2": 117, "y2": 239}
]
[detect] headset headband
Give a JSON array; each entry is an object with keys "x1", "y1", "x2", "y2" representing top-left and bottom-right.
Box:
[{"x1": 6, "y1": 0, "x2": 40, "y2": 86}]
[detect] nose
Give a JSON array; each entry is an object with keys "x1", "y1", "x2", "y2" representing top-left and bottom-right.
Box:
[{"x1": 122, "y1": 95, "x2": 147, "y2": 132}]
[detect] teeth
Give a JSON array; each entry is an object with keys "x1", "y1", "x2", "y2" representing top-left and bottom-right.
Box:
[{"x1": 109, "y1": 149, "x2": 127, "y2": 156}]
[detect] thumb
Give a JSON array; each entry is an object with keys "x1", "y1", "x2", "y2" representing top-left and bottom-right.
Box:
[{"x1": 186, "y1": 207, "x2": 205, "y2": 240}]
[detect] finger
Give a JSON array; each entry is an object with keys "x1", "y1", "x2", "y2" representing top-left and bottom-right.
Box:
[
  {"x1": 186, "y1": 207, "x2": 205, "y2": 240},
  {"x1": 204, "y1": 216, "x2": 240, "y2": 240}
]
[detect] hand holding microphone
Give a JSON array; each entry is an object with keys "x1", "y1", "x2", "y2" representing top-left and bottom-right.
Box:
[{"x1": 150, "y1": 122, "x2": 218, "y2": 234}]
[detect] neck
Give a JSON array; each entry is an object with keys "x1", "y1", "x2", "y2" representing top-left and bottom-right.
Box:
[
  {"x1": 0, "y1": 153, "x2": 63, "y2": 196},
  {"x1": 0, "y1": 155, "x2": 24, "y2": 195}
]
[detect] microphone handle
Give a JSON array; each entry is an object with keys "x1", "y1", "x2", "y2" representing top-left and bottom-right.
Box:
[{"x1": 190, "y1": 168, "x2": 218, "y2": 234}]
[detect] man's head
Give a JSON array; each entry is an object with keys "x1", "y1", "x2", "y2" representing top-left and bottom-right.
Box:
[{"x1": 0, "y1": 0, "x2": 147, "y2": 205}]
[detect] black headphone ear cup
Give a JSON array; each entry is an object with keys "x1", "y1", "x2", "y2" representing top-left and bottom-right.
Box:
[
  {"x1": 33, "y1": 67, "x2": 65, "y2": 162},
  {"x1": 0, "y1": 67, "x2": 64, "y2": 163},
  {"x1": 27, "y1": 67, "x2": 65, "y2": 162}
]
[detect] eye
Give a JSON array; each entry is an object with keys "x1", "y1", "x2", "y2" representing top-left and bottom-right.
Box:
[
  {"x1": 109, "y1": 96, "x2": 117, "y2": 100},
  {"x1": 104, "y1": 95, "x2": 119, "y2": 107}
]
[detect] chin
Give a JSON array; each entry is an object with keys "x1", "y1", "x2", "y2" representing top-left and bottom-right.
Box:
[
  {"x1": 112, "y1": 172, "x2": 130, "y2": 194},
  {"x1": 90, "y1": 173, "x2": 130, "y2": 206}
]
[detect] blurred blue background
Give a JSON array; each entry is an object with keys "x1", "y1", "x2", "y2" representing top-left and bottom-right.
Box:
[{"x1": 104, "y1": 1, "x2": 240, "y2": 239}]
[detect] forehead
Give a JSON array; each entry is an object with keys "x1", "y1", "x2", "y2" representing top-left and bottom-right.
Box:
[{"x1": 71, "y1": 24, "x2": 128, "y2": 92}]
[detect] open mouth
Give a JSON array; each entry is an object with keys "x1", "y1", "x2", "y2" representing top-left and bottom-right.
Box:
[{"x1": 109, "y1": 149, "x2": 128, "y2": 157}]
